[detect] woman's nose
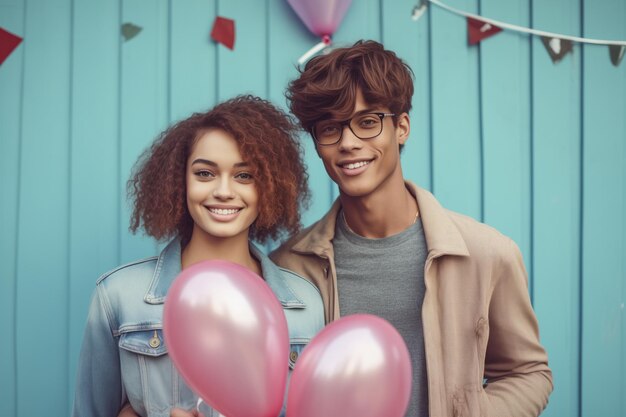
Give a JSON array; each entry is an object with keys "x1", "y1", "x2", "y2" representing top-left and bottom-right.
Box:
[{"x1": 212, "y1": 178, "x2": 235, "y2": 199}]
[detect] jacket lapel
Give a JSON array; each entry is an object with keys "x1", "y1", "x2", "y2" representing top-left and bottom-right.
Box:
[{"x1": 143, "y1": 238, "x2": 306, "y2": 308}]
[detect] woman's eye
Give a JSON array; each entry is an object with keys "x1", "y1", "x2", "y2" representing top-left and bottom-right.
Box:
[
  {"x1": 195, "y1": 170, "x2": 214, "y2": 178},
  {"x1": 235, "y1": 172, "x2": 254, "y2": 181}
]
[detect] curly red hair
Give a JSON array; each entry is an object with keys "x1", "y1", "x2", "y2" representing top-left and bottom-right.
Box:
[{"x1": 128, "y1": 95, "x2": 310, "y2": 244}]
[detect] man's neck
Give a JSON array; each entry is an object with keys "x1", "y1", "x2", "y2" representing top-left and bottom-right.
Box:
[{"x1": 340, "y1": 177, "x2": 419, "y2": 239}]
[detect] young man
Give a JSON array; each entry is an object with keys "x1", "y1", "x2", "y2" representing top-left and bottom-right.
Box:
[{"x1": 271, "y1": 40, "x2": 553, "y2": 417}]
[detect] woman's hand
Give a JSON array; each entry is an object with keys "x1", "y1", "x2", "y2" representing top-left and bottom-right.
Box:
[
  {"x1": 118, "y1": 404, "x2": 140, "y2": 417},
  {"x1": 117, "y1": 404, "x2": 204, "y2": 417},
  {"x1": 170, "y1": 407, "x2": 205, "y2": 417}
]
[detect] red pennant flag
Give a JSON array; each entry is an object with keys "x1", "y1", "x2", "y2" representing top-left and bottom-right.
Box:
[
  {"x1": 0, "y1": 27, "x2": 23, "y2": 65},
  {"x1": 467, "y1": 17, "x2": 502, "y2": 45},
  {"x1": 211, "y1": 16, "x2": 235, "y2": 50}
]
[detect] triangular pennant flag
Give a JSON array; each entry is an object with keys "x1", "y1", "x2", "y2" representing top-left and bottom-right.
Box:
[
  {"x1": 411, "y1": 2, "x2": 427, "y2": 21},
  {"x1": 609, "y1": 45, "x2": 625, "y2": 67},
  {"x1": 211, "y1": 16, "x2": 235, "y2": 50},
  {"x1": 467, "y1": 17, "x2": 502, "y2": 45},
  {"x1": 541, "y1": 36, "x2": 573, "y2": 63},
  {"x1": 121, "y1": 23, "x2": 142, "y2": 42},
  {"x1": 0, "y1": 27, "x2": 23, "y2": 66}
]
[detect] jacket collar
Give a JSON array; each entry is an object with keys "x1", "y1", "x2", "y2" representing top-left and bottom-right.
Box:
[
  {"x1": 144, "y1": 239, "x2": 306, "y2": 307},
  {"x1": 291, "y1": 181, "x2": 469, "y2": 258},
  {"x1": 292, "y1": 199, "x2": 342, "y2": 258}
]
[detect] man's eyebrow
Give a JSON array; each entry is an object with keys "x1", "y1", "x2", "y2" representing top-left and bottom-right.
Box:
[
  {"x1": 326, "y1": 108, "x2": 379, "y2": 121},
  {"x1": 353, "y1": 108, "x2": 378, "y2": 116}
]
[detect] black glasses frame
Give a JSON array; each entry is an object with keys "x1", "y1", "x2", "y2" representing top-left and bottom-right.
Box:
[{"x1": 311, "y1": 112, "x2": 396, "y2": 146}]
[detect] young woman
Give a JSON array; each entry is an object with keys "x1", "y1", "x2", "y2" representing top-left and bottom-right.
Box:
[{"x1": 72, "y1": 96, "x2": 324, "y2": 417}]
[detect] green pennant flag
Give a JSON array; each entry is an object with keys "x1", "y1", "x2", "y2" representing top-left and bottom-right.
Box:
[
  {"x1": 121, "y1": 23, "x2": 142, "y2": 42},
  {"x1": 609, "y1": 45, "x2": 625, "y2": 67}
]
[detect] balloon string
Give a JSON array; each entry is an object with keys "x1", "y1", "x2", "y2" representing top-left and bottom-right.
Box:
[
  {"x1": 196, "y1": 398, "x2": 226, "y2": 417},
  {"x1": 297, "y1": 36, "x2": 332, "y2": 66}
]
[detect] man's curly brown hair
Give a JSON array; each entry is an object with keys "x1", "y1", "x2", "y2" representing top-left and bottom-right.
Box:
[
  {"x1": 286, "y1": 40, "x2": 414, "y2": 133},
  {"x1": 128, "y1": 95, "x2": 310, "y2": 245}
]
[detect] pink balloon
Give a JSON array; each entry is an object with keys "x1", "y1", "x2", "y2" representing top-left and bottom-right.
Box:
[
  {"x1": 163, "y1": 260, "x2": 289, "y2": 417},
  {"x1": 286, "y1": 314, "x2": 412, "y2": 417},
  {"x1": 287, "y1": 0, "x2": 353, "y2": 38}
]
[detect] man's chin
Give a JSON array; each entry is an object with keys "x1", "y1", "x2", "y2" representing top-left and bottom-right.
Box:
[{"x1": 337, "y1": 184, "x2": 375, "y2": 199}]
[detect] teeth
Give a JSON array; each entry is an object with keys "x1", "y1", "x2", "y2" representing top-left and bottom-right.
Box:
[
  {"x1": 209, "y1": 208, "x2": 240, "y2": 215},
  {"x1": 344, "y1": 161, "x2": 370, "y2": 170}
]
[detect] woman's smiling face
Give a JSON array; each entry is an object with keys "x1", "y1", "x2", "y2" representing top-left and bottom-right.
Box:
[{"x1": 186, "y1": 128, "x2": 259, "y2": 242}]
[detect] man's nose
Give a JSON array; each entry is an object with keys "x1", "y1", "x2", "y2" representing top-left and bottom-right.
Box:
[{"x1": 337, "y1": 124, "x2": 362, "y2": 151}]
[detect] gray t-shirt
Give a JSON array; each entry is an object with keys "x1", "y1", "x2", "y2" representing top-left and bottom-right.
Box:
[{"x1": 334, "y1": 212, "x2": 428, "y2": 417}]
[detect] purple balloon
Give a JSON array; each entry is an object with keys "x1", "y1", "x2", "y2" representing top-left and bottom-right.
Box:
[
  {"x1": 287, "y1": 0, "x2": 352, "y2": 37},
  {"x1": 163, "y1": 260, "x2": 289, "y2": 417},
  {"x1": 286, "y1": 314, "x2": 412, "y2": 417}
]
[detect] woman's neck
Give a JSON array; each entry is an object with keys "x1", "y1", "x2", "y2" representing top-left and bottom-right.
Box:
[{"x1": 181, "y1": 229, "x2": 261, "y2": 275}]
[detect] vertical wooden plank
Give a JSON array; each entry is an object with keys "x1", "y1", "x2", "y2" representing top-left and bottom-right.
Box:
[
  {"x1": 15, "y1": 0, "x2": 72, "y2": 414},
  {"x1": 119, "y1": 0, "x2": 169, "y2": 264},
  {"x1": 67, "y1": 0, "x2": 120, "y2": 408},
  {"x1": 217, "y1": 0, "x2": 267, "y2": 100},
  {"x1": 338, "y1": 0, "x2": 379, "y2": 205},
  {"x1": 267, "y1": 0, "x2": 382, "y2": 227},
  {"x1": 430, "y1": 0, "x2": 482, "y2": 220},
  {"x1": 581, "y1": 1, "x2": 626, "y2": 415},
  {"x1": 267, "y1": 0, "x2": 334, "y2": 228},
  {"x1": 382, "y1": 2, "x2": 432, "y2": 191},
  {"x1": 480, "y1": 0, "x2": 531, "y2": 270},
  {"x1": 170, "y1": 0, "x2": 216, "y2": 122},
  {"x1": 531, "y1": 1, "x2": 582, "y2": 416},
  {"x1": 331, "y1": 0, "x2": 380, "y2": 204},
  {"x1": 318, "y1": 0, "x2": 381, "y2": 204},
  {"x1": 0, "y1": 2, "x2": 24, "y2": 415},
  {"x1": 333, "y1": 0, "x2": 381, "y2": 43}
]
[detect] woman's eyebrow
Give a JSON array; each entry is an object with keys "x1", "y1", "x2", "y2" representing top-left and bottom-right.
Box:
[
  {"x1": 191, "y1": 158, "x2": 217, "y2": 166},
  {"x1": 191, "y1": 159, "x2": 249, "y2": 168}
]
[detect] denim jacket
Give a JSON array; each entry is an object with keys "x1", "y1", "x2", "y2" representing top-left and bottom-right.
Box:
[{"x1": 73, "y1": 239, "x2": 325, "y2": 417}]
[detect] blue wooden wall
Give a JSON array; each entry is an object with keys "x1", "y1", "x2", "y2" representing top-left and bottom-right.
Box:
[{"x1": 1, "y1": 0, "x2": 624, "y2": 416}]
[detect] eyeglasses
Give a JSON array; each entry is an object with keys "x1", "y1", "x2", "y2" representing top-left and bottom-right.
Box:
[{"x1": 311, "y1": 112, "x2": 396, "y2": 146}]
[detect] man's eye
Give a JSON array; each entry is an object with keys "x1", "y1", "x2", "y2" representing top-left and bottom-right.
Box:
[
  {"x1": 358, "y1": 117, "x2": 379, "y2": 128},
  {"x1": 319, "y1": 124, "x2": 340, "y2": 136}
]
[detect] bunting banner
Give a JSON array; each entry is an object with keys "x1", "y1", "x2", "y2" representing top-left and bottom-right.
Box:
[
  {"x1": 467, "y1": 17, "x2": 502, "y2": 45},
  {"x1": 0, "y1": 27, "x2": 23, "y2": 66},
  {"x1": 211, "y1": 16, "x2": 235, "y2": 50},
  {"x1": 415, "y1": 0, "x2": 626, "y2": 67}
]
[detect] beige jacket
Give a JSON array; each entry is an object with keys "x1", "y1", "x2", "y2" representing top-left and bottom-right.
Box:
[{"x1": 271, "y1": 182, "x2": 552, "y2": 417}]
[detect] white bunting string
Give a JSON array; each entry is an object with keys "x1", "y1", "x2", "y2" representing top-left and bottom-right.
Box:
[{"x1": 421, "y1": 0, "x2": 626, "y2": 47}]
